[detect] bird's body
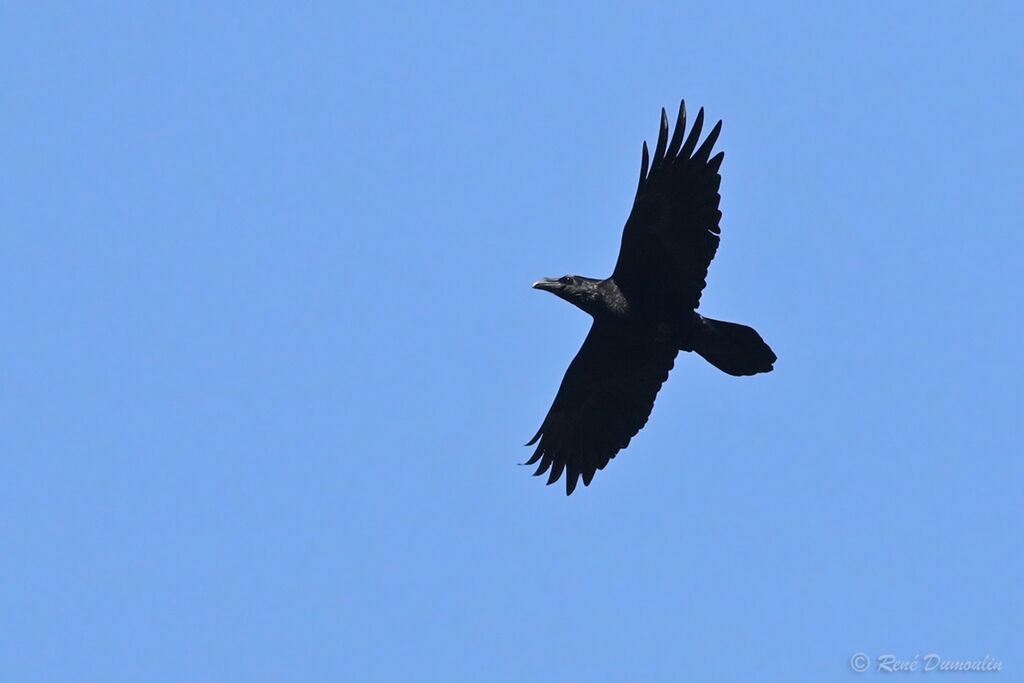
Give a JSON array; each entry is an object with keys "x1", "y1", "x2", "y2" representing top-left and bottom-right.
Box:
[{"x1": 528, "y1": 100, "x2": 776, "y2": 495}]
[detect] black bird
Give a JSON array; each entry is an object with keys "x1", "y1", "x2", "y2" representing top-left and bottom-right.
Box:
[{"x1": 527, "y1": 100, "x2": 776, "y2": 495}]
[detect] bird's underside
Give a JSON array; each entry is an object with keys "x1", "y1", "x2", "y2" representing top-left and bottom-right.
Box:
[{"x1": 527, "y1": 100, "x2": 776, "y2": 495}]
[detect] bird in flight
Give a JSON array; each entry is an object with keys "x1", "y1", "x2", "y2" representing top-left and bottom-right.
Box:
[{"x1": 527, "y1": 100, "x2": 776, "y2": 495}]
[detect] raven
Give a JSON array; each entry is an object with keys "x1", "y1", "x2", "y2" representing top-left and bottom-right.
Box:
[{"x1": 527, "y1": 100, "x2": 776, "y2": 495}]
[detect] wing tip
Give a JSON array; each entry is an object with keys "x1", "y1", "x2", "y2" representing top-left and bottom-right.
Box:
[
  {"x1": 545, "y1": 460, "x2": 565, "y2": 486},
  {"x1": 679, "y1": 106, "x2": 706, "y2": 158},
  {"x1": 709, "y1": 150, "x2": 725, "y2": 173},
  {"x1": 638, "y1": 141, "x2": 650, "y2": 188},
  {"x1": 652, "y1": 109, "x2": 669, "y2": 166},
  {"x1": 662, "y1": 100, "x2": 687, "y2": 161},
  {"x1": 694, "y1": 119, "x2": 723, "y2": 162}
]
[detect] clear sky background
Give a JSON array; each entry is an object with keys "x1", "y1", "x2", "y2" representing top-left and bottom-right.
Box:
[{"x1": 2, "y1": 2, "x2": 1022, "y2": 681}]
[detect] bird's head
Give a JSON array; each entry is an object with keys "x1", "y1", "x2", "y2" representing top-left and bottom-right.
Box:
[{"x1": 532, "y1": 275, "x2": 603, "y2": 315}]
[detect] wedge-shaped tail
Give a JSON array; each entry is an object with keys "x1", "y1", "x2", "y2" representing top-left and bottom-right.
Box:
[{"x1": 691, "y1": 316, "x2": 776, "y2": 377}]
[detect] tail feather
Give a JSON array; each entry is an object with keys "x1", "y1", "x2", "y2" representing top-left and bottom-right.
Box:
[{"x1": 691, "y1": 317, "x2": 775, "y2": 376}]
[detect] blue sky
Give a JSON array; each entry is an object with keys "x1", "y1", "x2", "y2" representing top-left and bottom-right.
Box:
[{"x1": 2, "y1": 2, "x2": 1022, "y2": 681}]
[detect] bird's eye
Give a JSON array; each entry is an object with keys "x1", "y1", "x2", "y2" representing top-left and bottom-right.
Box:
[{"x1": 559, "y1": 276, "x2": 575, "y2": 285}]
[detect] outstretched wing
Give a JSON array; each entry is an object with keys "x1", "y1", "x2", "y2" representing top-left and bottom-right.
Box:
[
  {"x1": 612, "y1": 100, "x2": 724, "y2": 311},
  {"x1": 526, "y1": 322, "x2": 678, "y2": 495}
]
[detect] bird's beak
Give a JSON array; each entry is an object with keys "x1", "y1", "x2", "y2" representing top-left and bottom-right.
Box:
[{"x1": 532, "y1": 277, "x2": 559, "y2": 292}]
